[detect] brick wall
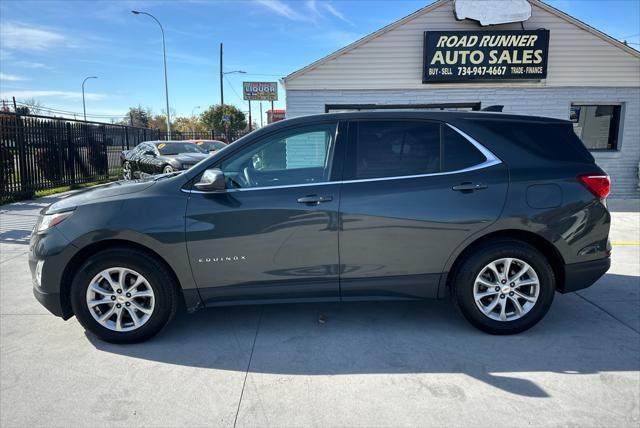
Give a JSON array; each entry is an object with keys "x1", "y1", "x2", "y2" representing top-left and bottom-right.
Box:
[{"x1": 286, "y1": 87, "x2": 640, "y2": 198}]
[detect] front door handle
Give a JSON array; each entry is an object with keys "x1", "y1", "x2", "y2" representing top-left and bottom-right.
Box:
[
  {"x1": 297, "y1": 195, "x2": 333, "y2": 204},
  {"x1": 452, "y1": 183, "x2": 488, "y2": 192}
]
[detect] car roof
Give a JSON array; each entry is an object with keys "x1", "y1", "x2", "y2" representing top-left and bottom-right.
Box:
[{"x1": 277, "y1": 110, "x2": 570, "y2": 125}]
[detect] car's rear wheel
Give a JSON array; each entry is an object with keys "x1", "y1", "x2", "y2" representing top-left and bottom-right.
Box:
[
  {"x1": 452, "y1": 239, "x2": 555, "y2": 334},
  {"x1": 70, "y1": 248, "x2": 179, "y2": 343},
  {"x1": 122, "y1": 161, "x2": 132, "y2": 180}
]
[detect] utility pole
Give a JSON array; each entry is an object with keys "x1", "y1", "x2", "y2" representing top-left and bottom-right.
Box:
[
  {"x1": 248, "y1": 100, "x2": 252, "y2": 131},
  {"x1": 260, "y1": 102, "x2": 263, "y2": 128},
  {"x1": 219, "y1": 43, "x2": 224, "y2": 106}
]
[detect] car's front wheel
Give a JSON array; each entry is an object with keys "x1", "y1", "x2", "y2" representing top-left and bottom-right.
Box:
[
  {"x1": 162, "y1": 165, "x2": 174, "y2": 174},
  {"x1": 452, "y1": 239, "x2": 555, "y2": 335},
  {"x1": 70, "y1": 248, "x2": 179, "y2": 343}
]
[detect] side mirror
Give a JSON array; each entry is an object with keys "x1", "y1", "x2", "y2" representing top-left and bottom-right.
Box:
[{"x1": 194, "y1": 168, "x2": 226, "y2": 192}]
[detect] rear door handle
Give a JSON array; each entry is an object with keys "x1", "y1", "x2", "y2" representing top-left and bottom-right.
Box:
[
  {"x1": 452, "y1": 183, "x2": 488, "y2": 192},
  {"x1": 297, "y1": 195, "x2": 333, "y2": 204}
]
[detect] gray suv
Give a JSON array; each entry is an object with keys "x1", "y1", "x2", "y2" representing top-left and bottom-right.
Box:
[{"x1": 29, "y1": 112, "x2": 611, "y2": 343}]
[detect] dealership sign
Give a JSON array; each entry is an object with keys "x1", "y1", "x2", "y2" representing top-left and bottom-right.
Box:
[
  {"x1": 423, "y1": 30, "x2": 550, "y2": 82},
  {"x1": 243, "y1": 81, "x2": 278, "y2": 101}
]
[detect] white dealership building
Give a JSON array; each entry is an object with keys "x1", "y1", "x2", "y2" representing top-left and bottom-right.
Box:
[{"x1": 283, "y1": 0, "x2": 640, "y2": 197}]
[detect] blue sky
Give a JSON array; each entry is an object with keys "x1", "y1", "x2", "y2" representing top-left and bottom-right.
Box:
[{"x1": 1, "y1": 0, "x2": 638, "y2": 123}]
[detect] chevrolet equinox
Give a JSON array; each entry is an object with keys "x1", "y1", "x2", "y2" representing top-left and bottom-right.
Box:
[{"x1": 29, "y1": 112, "x2": 611, "y2": 343}]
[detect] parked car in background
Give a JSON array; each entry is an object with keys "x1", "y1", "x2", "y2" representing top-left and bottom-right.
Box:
[
  {"x1": 30, "y1": 111, "x2": 611, "y2": 343},
  {"x1": 188, "y1": 139, "x2": 227, "y2": 155},
  {"x1": 120, "y1": 141, "x2": 209, "y2": 180}
]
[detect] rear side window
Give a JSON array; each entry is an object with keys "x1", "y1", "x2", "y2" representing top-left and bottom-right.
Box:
[
  {"x1": 352, "y1": 121, "x2": 440, "y2": 179},
  {"x1": 347, "y1": 120, "x2": 490, "y2": 180},
  {"x1": 442, "y1": 126, "x2": 486, "y2": 172},
  {"x1": 477, "y1": 120, "x2": 594, "y2": 163}
]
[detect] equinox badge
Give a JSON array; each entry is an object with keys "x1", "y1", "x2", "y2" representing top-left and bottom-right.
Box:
[{"x1": 198, "y1": 256, "x2": 247, "y2": 263}]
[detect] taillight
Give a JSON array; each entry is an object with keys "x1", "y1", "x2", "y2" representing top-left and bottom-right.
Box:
[{"x1": 577, "y1": 174, "x2": 610, "y2": 199}]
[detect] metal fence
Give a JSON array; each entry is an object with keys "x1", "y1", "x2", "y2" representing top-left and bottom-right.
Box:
[
  {"x1": 0, "y1": 113, "x2": 160, "y2": 203},
  {"x1": 0, "y1": 113, "x2": 255, "y2": 203},
  {"x1": 158, "y1": 129, "x2": 250, "y2": 142}
]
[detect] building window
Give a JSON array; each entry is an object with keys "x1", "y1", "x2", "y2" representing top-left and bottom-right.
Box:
[{"x1": 570, "y1": 104, "x2": 621, "y2": 151}]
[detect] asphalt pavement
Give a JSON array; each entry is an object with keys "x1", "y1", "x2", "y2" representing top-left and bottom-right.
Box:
[{"x1": 0, "y1": 194, "x2": 638, "y2": 427}]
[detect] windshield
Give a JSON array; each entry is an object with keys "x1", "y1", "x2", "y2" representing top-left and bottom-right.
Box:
[
  {"x1": 156, "y1": 142, "x2": 206, "y2": 155},
  {"x1": 194, "y1": 141, "x2": 226, "y2": 151}
]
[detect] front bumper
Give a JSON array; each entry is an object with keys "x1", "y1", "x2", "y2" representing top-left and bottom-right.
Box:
[
  {"x1": 29, "y1": 225, "x2": 76, "y2": 319},
  {"x1": 559, "y1": 257, "x2": 611, "y2": 293},
  {"x1": 33, "y1": 285, "x2": 65, "y2": 317}
]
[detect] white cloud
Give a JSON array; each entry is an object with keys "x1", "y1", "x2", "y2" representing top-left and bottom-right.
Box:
[
  {"x1": 0, "y1": 22, "x2": 67, "y2": 52},
  {"x1": 0, "y1": 73, "x2": 28, "y2": 81},
  {"x1": 255, "y1": 0, "x2": 306, "y2": 21},
  {"x1": 324, "y1": 3, "x2": 355, "y2": 26},
  {"x1": 12, "y1": 61, "x2": 53, "y2": 70},
  {"x1": 256, "y1": 0, "x2": 353, "y2": 26},
  {"x1": 0, "y1": 90, "x2": 106, "y2": 101}
]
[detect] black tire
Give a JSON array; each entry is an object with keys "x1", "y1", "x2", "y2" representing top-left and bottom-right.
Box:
[
  {"x1": 70, "y1": 248, "x2": 179, "y2": 343},
  {"x1": 452, "y1": 239, "x2": 555, "y2": 335}
]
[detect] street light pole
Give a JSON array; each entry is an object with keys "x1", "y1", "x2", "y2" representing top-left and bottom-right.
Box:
[
  {"x1": 82, "y1": 76, "x2": 97, "y2": 121},
  {"x1": 132, "y1": 10, "x2": 171, "y2": 139},
  {"x1": 220, "y1": 69, "x2": 246, "y2": 108},
  {"x1": 220, "y1": 43, "x2": 224, "y2": 106}
]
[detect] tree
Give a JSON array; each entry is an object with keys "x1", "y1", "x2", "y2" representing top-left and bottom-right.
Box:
[
  {"x1": 201, "y1": 104, "x2": 246, "y2": 135},
  {"x1": 148, "y1": 114, "x2": 168, "y2": 131},
  {"x1": 124, "y1": 105, "x2": 151, "y2": 127},
  {"x1": 174, "y1": 115, "x2": 207, "y2": 133},
  {"x1": 23, "y1": 98, "x2": 43, "y2": 115}
]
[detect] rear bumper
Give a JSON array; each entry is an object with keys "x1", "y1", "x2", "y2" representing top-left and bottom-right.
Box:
[{"x1": 559, "y1": 257, "x2": 611, "y2": 293}]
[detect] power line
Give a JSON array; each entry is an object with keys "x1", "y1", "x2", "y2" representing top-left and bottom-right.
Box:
[
  {"x1": 223, "y1": 75, "x2": 243, "y2": 101},
  {"x1": 9, "y1": 99, "x2": 126, "y2": 119}
]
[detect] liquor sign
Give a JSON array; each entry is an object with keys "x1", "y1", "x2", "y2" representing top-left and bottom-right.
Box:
[
  {"x1": 243, "y1": 81, "x2": 278, "y2": 101},
  {"x1": 423, "y1": 30, "x2": 549, "y2": 82}
]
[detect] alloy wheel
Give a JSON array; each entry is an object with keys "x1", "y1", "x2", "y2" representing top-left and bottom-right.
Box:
[
  {"x1": 85, "y1": 267, "x2": 155, "y2": 332},
  {"x1": 473, "y1": 257, "x2": 540, "y2": 322}
]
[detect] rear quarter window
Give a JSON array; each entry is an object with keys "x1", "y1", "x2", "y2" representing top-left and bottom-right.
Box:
[{"x1": 476, "y1": 120, "x2": 594, "y2": 163}]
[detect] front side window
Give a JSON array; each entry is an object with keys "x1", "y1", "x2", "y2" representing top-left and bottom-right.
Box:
[
  {"x1": 219, "y1": 123, "x2": 336, "y2": 189},
  {"x1": 348, "y1": 120, "x2": 487, "y2": 180},
  {"x1": 570, "y1": 104, "x2": 621, "y2": 151}
]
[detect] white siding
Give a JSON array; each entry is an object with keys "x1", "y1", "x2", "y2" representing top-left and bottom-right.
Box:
[{"x1": 284, "y1": 0, "x2": 640, "y2": 90}]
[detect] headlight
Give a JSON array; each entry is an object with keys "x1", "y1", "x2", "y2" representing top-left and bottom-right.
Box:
[{"x1": 37, "y1": 211, "x2": 73, "y2": 232}]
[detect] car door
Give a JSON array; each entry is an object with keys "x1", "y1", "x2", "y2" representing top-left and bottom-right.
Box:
[
  {"x1": 185, "y1": 121, "x2": 345, "y2": 305},
  {"x1": 339, "y1": 119, "x2": 508, "y2": 300}
]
